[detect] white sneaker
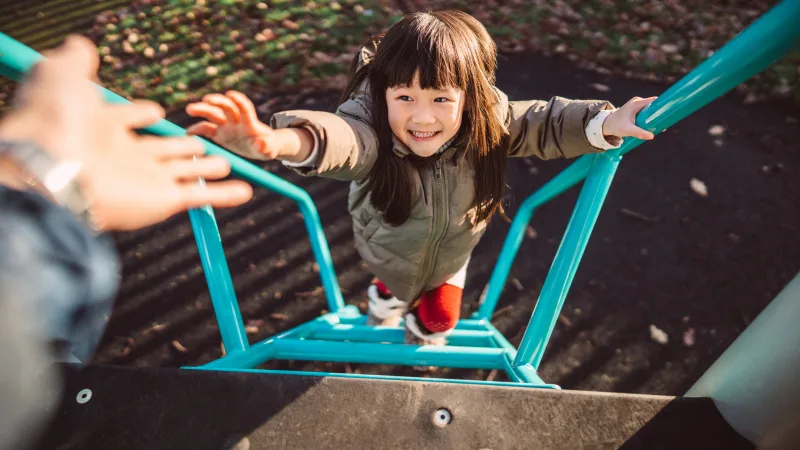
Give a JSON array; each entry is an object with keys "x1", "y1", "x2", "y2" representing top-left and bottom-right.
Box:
[
  {"x1": 404, "y1": 311, "x2": 452, "y2": 372},
  {"x1": 404, "y1": 312, "x2": 452, "y2": 344},
  {"x1": 366, "y1": 284, "x2": 406, "y2": 327}
]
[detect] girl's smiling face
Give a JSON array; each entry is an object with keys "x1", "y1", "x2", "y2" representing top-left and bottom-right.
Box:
[{"x1": 386, "y1": 73, "x2": 466, "y2": 157}]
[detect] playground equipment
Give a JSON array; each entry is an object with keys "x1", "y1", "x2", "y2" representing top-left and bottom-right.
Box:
[{"x1": 1, "y1": 0, "x2": 800, "y2": 448}]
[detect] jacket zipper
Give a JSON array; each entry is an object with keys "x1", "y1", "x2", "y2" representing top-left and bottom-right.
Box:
[{"x1": 413, "y1": 160, "x2": 449, "y2": 298}]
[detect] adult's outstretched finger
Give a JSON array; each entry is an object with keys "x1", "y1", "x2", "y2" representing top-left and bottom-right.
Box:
[{"x1": 180, "y1": 179, "x2": 253, "y2": 209}]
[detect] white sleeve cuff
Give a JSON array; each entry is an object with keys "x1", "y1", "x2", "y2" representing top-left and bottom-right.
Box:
[
  {"x1": 281, "y1": 126, "x2": 319, "y2": 168},
  {"x1": 585, "y1": 109, "x2": 622, "y2": 150}
]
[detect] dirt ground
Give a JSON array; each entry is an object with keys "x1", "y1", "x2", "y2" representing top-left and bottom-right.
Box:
[{"x1": 93, "y1": 52, "x2": 800, "y2": 396}]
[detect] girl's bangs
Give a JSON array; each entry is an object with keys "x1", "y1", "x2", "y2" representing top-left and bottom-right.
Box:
[{"x1": 379, "y1": 24, "x2": 467, "y2": 91}]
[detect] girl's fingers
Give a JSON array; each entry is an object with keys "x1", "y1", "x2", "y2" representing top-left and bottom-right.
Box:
[
  {"x1": 629, "y1": 96, "x2": 658, "y2": 112},
  {"x1": 186, "y1": 102, "x2": 227, "y2": 126},
  {"x1": 180, "y1": 179, "x2": 254, "y2": 210},
  {"x1": 627, "y1": 125, "x2": 655, "y2": 140},
  {"x1": 186, "y1": 121, "x2": 218, "y2": 139},
  {"x1": 226, "y1": 90, "x2": 260, "y2": 129},
  {"x1": 203, "y1": 93, "x2": 241, "y2": 123}
]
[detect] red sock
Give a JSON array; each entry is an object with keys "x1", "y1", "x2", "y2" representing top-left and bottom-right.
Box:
[
  {"x1": 417, "y1": 284, "x2": 462, "y2": 333},
  {"x1": 373, "y1": 278, "x2": 393, "y2": 298}
]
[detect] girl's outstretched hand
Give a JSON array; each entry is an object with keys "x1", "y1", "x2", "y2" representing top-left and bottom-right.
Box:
[
  {"x1": 603, "y1": 96, "x2": 658, "y2": 141},
  {"x1": 186, "y1": 91, "x2": 280, "y2": 160}
]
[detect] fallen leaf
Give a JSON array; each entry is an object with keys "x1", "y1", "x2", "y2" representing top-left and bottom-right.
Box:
[
  {"x1": 620, "y1": 208, "x2": 658, "y2": 222},
  {"x1": 296, "y1": 287, "x2": 323, "y2": 297},
  {"x1": 261, "y1": 29, "x2": 276, "y2": 41},
  {"x1": 526, "y1": 226, "x2": 538, "y2": 239},
  {"x1": 661, "y1": 43, "x2": 679, "y2": 54},
  {"x1": 281, "y1": 19, "x2": 299, "y2": 31},
  {"x1": 245, "y1": 325, "x2": 259, "y2": 334},
  {"x1": 708, "y1": 125, "x2": 725, "y2": 136},
  {"x1": 143, "y1": 323, "x2": 166, "y2": 335},
  {"x1": 270, "y1": 313, "x2": 289, "y2": 321},
  {"x1": 558, "y1": 314, "x2": 572, "y2": 327},
  {"x1": 683, "y1": 328, "x2": 696, "y2": 347},
  {"x1": 590, "y1": 83, "x2": 610, "y2": 92},
  {"x1": 689, "y1": 178, "x2": 708, "y2": 197},
  {"x1": 511, "y1": 278, "x2": 524, "y2": 292},
  {"x1": 649, "y1": 324, "x2": 669, "y2": 345},
  {"x1": 171, "y1": 340, "x2": 188, "y2": 353}
]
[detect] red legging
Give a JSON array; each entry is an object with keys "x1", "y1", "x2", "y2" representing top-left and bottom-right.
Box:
[
  {"x1": 375, "y1": 280, "x2": 462, "y2": 333},
  {"x1": 417, "y1": 284, "x2": 462, "y2": 333}
]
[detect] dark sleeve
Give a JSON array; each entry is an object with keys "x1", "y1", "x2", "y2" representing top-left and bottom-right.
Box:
[{"x1": 0, "y1": 186, "x2": 120, "y2": 363}]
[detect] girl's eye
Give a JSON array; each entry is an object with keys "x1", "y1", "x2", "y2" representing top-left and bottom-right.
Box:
[
  {"x1": 398, "y1": 95, "x2": 412, "y2": 101},
  {"x1": 434, "y1": 97, "x2": 451, "y2": 103}
]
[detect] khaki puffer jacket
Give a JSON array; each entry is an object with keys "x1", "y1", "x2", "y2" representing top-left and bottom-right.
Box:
[{"x1": 271, "y1": 52, "x2": 613, "y2": 302}]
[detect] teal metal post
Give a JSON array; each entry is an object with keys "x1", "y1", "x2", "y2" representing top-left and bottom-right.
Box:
[
  {"x1": 513, "y1": 152, "x2": 621, "y2": 370},
  {"x1": 474, "y1": 154, "x2": 593, "y2": 320},
  {"x1": 511, "y1": 0, "x2": 800, "y2": 370},
  {"x1": 686, "y1": 273, "x2": 800, "y2": 449},
  {"x1": 189, "y1": 206, "x2": 249, "y2": 353}
]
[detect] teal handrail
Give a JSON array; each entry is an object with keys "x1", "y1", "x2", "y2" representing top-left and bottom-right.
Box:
[{"x1": 502, "y1": 0, "x2": 800, "y2": 370}]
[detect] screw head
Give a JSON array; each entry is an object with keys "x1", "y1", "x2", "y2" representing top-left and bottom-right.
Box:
[
  {"x1": 76, "y1": 389, "x2": 92, "y2": 404},
  {"x1": 433, "y1": 408, "x2": 452, "y2": 427}
]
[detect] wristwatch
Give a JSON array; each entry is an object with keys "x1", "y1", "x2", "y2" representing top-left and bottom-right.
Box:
[{"x1": 0, "y1": 140, "x2": 101, "y2": 232}]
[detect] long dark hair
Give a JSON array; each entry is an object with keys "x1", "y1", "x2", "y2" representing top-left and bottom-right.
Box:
[{"x1": 340, "y1": 10, "x2": 508, "y2": 226}]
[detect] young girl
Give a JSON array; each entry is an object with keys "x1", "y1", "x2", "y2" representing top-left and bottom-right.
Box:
[{"x1": 186, "y1": 10, "x2": 656, "y2": 346}]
